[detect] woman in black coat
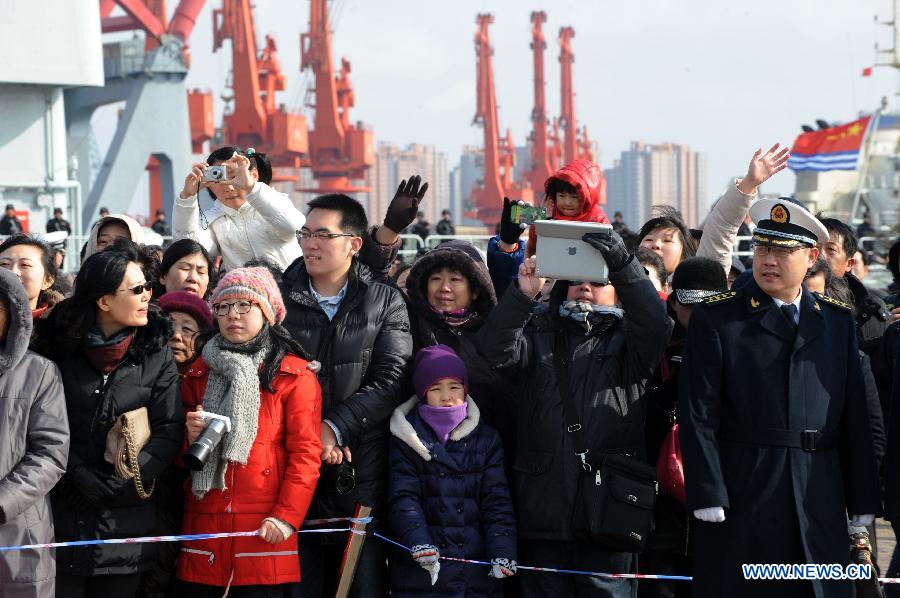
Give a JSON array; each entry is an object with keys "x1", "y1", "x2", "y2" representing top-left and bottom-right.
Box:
[
  {"x1": 33, "y1": 238, "x2": 184, "y2": 597},
  {"x1": 404, "y1": 241, "x2": 515, "y2": 448}
]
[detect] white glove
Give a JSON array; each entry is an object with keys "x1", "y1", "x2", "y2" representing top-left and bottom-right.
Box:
[
  {"x1": 850, "y1": 514, "x2": 875, "y2": 527},
  {"x1": 411, "y1": 544, "x2": 441, "y2": 586},
  {"x1": 693, "y1": 506, "x2": 726, "y2": 522},
  {"x1": 488, "y1": 557, "x2": 517, "y2": 578}
]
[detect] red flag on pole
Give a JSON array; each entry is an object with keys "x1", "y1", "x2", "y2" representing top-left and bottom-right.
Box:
[{"x1": 862, "y1": 67, "x2": 873, "y2": 77}]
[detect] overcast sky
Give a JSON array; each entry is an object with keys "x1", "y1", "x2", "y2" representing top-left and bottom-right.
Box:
[{"x1": 144, "y1": 0, "x2": 900, "y2": 210}]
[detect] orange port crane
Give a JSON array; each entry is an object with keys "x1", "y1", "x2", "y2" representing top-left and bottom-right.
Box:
[
  {"x1": 524, "y1": 11, "x2": 554, "y2": 197},
  {"x1": 300, "y1": 0, "x2": 373, "y2": 193},
  {"x1": 558, "y1": 26, "x2": 578, "y2": 166},
  {"x1": 212, "y1": 0, "x2": 308, "y2": 181},
  {"x1": 578, "y1": 125, "x2": 596, "y2": 162},
  {"x1": 471, "y1": 13, "x2": 533, "y2": 227},
  {"x1": 558, "y1": 25, "x2": 596, "y2": 166}
]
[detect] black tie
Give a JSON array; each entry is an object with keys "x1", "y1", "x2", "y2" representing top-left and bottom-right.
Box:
[{"x1": 780, "y1": 303, "x2": 798, "y2": 331}]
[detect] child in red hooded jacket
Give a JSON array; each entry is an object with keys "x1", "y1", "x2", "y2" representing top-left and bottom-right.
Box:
[{"x1": 525, "y1": 159, "x2": 609, "y2": 257}]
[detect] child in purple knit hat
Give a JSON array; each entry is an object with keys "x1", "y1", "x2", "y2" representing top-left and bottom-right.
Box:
[{"x1": 388, "y1": 344, "x2": 517, "y2": 595}]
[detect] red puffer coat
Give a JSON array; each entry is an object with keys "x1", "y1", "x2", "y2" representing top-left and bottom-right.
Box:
[
  {"x1": 526, "y1": 158, "x2": 610, "y2": 256},
  {"x1": 176, "y1": 354, "x2": 322, "y2": 587}
]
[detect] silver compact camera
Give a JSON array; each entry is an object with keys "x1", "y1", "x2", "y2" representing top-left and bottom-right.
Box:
[
  {"x1": 183, "y1": 412, "x2": 232, "y2": 471},
  {"x1": 202, "y1": 165, "x2": 229, "y2": 182}
]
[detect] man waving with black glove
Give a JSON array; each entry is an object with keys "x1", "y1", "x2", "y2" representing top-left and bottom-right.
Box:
[{"x1": 477, "y1": 226, "x2": 672, "y2": 598}]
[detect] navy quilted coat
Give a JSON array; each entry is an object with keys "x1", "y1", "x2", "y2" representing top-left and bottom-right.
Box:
[{"x1": 388, "y1": 396, "x2": 516, "y2": 597}]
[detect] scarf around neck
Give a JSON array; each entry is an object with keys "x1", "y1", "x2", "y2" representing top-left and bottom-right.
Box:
[
  {"x1": 558, "y1": 301, "x2": 623, "y2": 334},
  {"x1": 429, "y1": 305, "x2": 473, "y2": 327},
  {"x1": 418, "y1": 401, "x2": 469, "y2": 445},
  {"x1": 83, "y1": 325, "x2": 135, "y2": 374},
  {"x1": 191, "y1": 326, "x2": 272, "y2": 500}
]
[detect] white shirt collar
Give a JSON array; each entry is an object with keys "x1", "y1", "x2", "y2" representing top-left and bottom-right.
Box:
[{"x1": 771, "y1": 290, "x2": 802, "y2": 324}]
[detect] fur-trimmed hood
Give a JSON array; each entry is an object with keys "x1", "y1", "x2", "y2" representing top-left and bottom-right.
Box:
[
  {"x1": 0, "y1": 268, "x2": 33, "y2": 370},
  {"x1": 82, "y1": 214, "x2": 145, "y2": 264},
  {"x1": 406, "y1": 240, "x2": 496, "y2": 318},
  {"x1": 390, "y1": 395, "x2": 481, "y2": 461},
  {"x1": 34, "y1": 288, "x2": 65, "y2": 319}
]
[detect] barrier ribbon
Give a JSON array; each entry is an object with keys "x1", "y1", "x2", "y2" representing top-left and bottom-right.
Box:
[{"x1": 2, "y1": 519, "x2": 897, "y2": 584}]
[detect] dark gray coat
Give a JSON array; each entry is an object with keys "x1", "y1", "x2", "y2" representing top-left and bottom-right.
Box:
[
  {"x1": 0, "y1": 268, "x2": 69, "y2": 598},
  {"x1": 477, "y1": 256, "x2": 672, "y2": 541}
]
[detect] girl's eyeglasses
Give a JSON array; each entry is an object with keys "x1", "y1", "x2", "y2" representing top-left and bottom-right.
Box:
[{"x1": 212, "y1": 300, "x2": 254, "y2": 316}]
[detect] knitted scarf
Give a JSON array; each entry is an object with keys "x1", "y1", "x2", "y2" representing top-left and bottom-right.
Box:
[
  {"x1": 558, "y1": 300, "x2": 623, "y2": 334},
  {"x1": 191, "y1": 326, "x2": 272, "y2": 500}
]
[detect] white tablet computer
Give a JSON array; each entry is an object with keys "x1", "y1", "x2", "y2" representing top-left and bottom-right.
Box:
[{"x1": 534, "y1": 220, "x2": 611, "y2": 283}]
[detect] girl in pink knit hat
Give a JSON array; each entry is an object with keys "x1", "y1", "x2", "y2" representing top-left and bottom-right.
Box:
[{"x1": 176, "y1": 267, "x2": 323, "y2": 594}]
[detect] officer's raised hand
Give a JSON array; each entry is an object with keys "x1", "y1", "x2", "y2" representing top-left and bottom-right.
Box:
[{"x1": 582, "y1": 229, "x2": 630, "y2": 272}]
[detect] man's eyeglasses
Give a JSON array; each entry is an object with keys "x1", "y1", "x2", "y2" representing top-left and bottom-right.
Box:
[
  {"x1": 297, "y1": 230, "x2": 355, "y2": 242},
  {"x1": 213, "y1": 300, "x2": 254, "y2": 316},
  {"x1": 119, "y1": 281, "x2": 153, "y2": 295},
  {"x1": 751, "y1": 243, "x2": 805, "y2": 258}
]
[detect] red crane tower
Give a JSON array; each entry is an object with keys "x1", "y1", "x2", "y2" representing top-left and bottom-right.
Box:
[
  {"x1": 300, "y1": 0, "x2": 373, "y2": 193},
  {"x1": 578, "y1": 125, "x2": 596, "y2": 162},
  {"x1": 471, "y1": 14, "x2": 533, "y2": 227},
  {"x1": 558, "y1": 26, "x2": 578, "y2": 166},
  {"x1": 212, "y1": 0, "x2": 309, "y2": 181},
  {"x1": 524, "y1": 11, "x2": 554, "y2": 197},
  {"x1": 549, "y1": 117, "x2": 563, "y2": 170}
]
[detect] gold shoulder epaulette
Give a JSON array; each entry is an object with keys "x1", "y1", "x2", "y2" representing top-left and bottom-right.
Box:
[
  {"x1": 703, "y1": 291, "x2": 738, "y2": 305},
  {"x1": 813, "y1": 292, "x2": 852, "y2": 311}
]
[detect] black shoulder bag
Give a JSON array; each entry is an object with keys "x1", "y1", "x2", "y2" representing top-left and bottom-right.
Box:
[{"x1": 553, "y1": 334, "x2": 658, "y2": 552}]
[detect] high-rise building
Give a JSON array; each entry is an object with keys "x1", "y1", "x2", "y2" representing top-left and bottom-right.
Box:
[
  {"x1": 367, "y1": 142, "x2": 450, "y2": 227},
  {"x1": 457, "y1": 146, "x2": 484, "y2": 227},
  {"x1": 604, "y1": 141, "x2": 707, "y2": 229},
  {"x1": 449, "y1": 165, "x2": 462, "y2": 222}
]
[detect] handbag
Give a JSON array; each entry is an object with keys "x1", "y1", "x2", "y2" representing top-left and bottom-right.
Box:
[
  {"x1": 656, "y1": 422, "x2": 686, "y2": 506},
  {"x1": 104, "y1": 407, "x2": 155, "y2": 499},
  {"x1": 553, "y1": 335, "x2": 657, "y2": 552}
]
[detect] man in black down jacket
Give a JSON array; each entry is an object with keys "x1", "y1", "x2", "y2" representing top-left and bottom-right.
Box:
[
  {"x1": 280, "y1": 193, "x2": 412, "y2": 598},
  {"x1": 478, "y1": 231, "x2": 672, "y2": 598}
]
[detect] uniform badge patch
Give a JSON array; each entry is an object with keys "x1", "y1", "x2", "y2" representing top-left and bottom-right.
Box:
[
  {"x1": 703, "y1": 291, "x2": 738, "y2": 305},
  {"x1": 770, "y1": 204, "x2": 790, "y2": 224},
  {"x1": 814, "y1": 292, "x2": 852, "y2": 311}
]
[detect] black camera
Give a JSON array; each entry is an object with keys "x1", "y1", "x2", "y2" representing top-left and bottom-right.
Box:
[
  {"x1": 183, "y1": 413, "x2": 232, "y2": 472},
  {"x1": 335, "y1": 462, "x2": 356, "y2": 495}
]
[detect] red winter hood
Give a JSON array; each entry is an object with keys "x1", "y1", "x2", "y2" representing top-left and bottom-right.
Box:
[{"x1": 545, "y1": 159, "x2": 608, "y2": 223}]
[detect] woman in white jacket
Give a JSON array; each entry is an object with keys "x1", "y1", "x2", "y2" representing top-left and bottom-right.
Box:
[{"x1": 173, "y1": 147, "x2": 305, "y2": 272}]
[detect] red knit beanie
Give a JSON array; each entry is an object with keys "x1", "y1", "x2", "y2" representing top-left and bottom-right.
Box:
[{"x1": 158, "y1": 291, "x2": 214, "y2": 331}]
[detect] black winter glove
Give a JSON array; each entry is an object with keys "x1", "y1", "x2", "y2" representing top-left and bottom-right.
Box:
[
  {"x1": 582, "y1": 230, "x2": 631, "y2": 272},
  {"x1": 498, "y1": 197, "x2": 527, "y2": 245},
  {"x1": 67, "y1": 465, "x2": 130, "y2": 507},
  {"x1": 383, "y1": 175, "x2": 429, "y2": 233}
]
